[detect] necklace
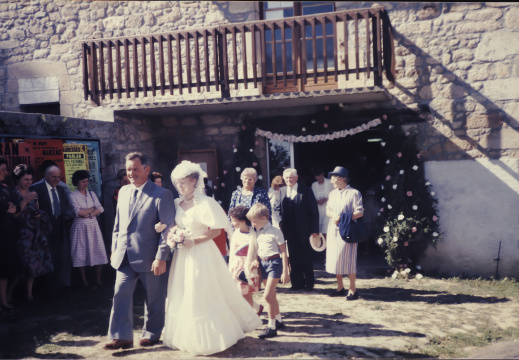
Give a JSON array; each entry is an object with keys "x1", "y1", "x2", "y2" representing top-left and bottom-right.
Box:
[{"x1": 183, "y1": 197, "x2": 194, "y2": 203}]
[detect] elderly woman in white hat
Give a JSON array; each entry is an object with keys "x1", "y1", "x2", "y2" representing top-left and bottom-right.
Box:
[{"x1": 325, "y1": 166, "x2": 364, "y2": 300}]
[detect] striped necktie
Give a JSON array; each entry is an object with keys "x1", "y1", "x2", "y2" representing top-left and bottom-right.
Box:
[{"x1": 51, "y1": 188, "x2": 61, "y2": 217}]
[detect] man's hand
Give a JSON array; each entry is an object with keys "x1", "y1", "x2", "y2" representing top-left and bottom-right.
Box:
[
  {"x1": 280, "y1": 271, "x2": 290, "y2": 285},
  {"x1": 151, "y1": 259, "x2": 166, "y2": 276},
  {"x1": 311, "y1": 233, "x2": 319, "y2": 239}
]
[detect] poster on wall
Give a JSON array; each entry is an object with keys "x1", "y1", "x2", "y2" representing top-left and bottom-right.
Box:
[
  {"x1": 66, "y1": 140, "x2": 102, "y2": 200},
  {"x1": 0, "y1": 141, "x2": 33, "y2": 173},
  {"x1": 25, "y1": 139, "x2": 65, "y2": 182},
  {"x1": 63, "y1": 143, "x2": 89, "y2": 191}
]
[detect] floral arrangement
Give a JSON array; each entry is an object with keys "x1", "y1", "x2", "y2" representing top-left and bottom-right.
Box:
[
  {"x1": 167, "y1": 226, "x2": 193, "y2": 249},
  {"x1": 375, "y1": 116, "x2": 442, "y2": 279}
]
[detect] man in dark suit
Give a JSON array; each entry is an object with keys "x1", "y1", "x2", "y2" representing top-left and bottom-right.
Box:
[
  {"x1": 277, "y1": 168, "x2": 319, "y2": 291},
  {"x1": 30, "y1": 165, "x2": 73, "y2": 289},
  {"x1": 104, "y1": 152, "x2": 176, "y2": 350}
]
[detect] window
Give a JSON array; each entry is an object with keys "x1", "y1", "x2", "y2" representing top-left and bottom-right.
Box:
[{"x1": 261, "y1": 2, "x2": 336, "y2": 91}]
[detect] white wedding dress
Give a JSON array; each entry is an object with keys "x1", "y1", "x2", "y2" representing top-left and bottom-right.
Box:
[{"x1": 163, "y1": 195, "x2": 262, "y2": 356}]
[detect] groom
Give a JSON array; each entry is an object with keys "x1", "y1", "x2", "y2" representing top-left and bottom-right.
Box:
[{"x1": 104, "y1": 152, "x2": 176, "y2": 350}]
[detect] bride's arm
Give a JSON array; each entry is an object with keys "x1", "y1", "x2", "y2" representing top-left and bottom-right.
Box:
[{"x1": 193, "y1": 228, "x2": 221, "y2": 245}]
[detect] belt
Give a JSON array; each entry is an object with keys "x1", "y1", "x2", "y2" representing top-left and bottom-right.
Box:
[{"x1": 260, "y1": 254, "x2": 280, "y2": 262}]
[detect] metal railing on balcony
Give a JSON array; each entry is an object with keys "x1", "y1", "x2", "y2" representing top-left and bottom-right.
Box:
[{"x1": 82, "y1": 6, "x2": 395, "y2": 105}]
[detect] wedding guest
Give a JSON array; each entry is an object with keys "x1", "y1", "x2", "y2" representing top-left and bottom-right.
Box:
[
  {"x1": 311, "y1": 167, "x2": 333, "y2": 237},
  {"x1": 268, "y1": 175, "x2": 285, "y2": 228},
  {"x1": 325, "y1": 166, "x2": 363, "y2": 300},
  {"x1": 245, "y1": 203, "x2": 289, "y2": 339},
  {"x1": 229, "y1": 167, "x2": 271, "y2": 223},
  {"x1": 163, "y1": 161, "x2": 260, "y2": 355},
  {"x1": 30, "y1": 164, "x2": 73, "y2": 291},
  {"x1": 112, "y1": 168, "x2": 129, "y2": 209},
  {"x1": 0, "y1": 157, "x2": 19, "y2": 311},
  {"x1": 8, "y1": 164, "x2": 53, "y2": 303},
  {"x1": 33, "y1": 160, "x2": 71, "y2": 197},
  {"x1": 149, "y1": 172, "x2": 163, "y2": 187},
  {"x1": 69, "y1": 170, "x2": 108, "y2": 287},
  {"x1": 277, "y1": 168, "x2": 319, "y2": 291},
  {"x1": 228, "y1": 206, "x2": 262, "y2": 314}
]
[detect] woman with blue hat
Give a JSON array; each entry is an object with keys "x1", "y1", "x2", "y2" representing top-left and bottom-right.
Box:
[{"x1": 325, "y1": 166, "x2": 364, "y2": 300}]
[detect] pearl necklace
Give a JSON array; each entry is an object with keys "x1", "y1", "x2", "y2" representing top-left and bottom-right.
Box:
[{"x1": 183, "y1": 197, "x2": 194, "y2": 204}]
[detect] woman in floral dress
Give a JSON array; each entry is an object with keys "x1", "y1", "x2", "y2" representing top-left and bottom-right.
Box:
[{"x1": 9, "y1": 164, "x2": 53, "y2": 302}]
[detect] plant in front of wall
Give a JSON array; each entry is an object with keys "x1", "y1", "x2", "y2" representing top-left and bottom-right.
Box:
[{"x1": 376, "y1": 116, "x2": 441, "y2": 277}]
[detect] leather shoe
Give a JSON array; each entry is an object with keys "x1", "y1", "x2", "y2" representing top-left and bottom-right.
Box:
[
  {"x1": 139, "y1": 338, "x2": 160, "y2": 347},
  {"x1": 275, "y1": 320, "x2": 286, "y2": 329},
  {"x1": 289, "y1": 286, "x2": 303, "y2": 291},
  {"x1": 258, "y1": 327, "x2": 278, "y2": 339},
  {"x1": 329, "y1": 288, "x2": 346, "y2": 297},
  {"x1": 346, "y1": 290, "x2": 359, "y2": 301},
  {"x1": 103, "y1": 339, "x2": 133, "y2": 350}
]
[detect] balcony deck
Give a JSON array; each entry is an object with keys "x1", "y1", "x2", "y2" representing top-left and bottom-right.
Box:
[{"x1": 82, "y1": 6, "x2": 395, "y2": 110}]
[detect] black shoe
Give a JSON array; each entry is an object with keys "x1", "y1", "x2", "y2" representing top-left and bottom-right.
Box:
[
  {"x1": 304, "y1": 286, "x2": 314, "y2": 292},
  {"x1": 258, "y1": 327, "x2": 278, "y2": 339},
  {"x1": 276, "y1": 320, "x2": 286, "y2": 329},
  {"x1": 346, "y1": 290, "x2": 359, "y2": 301},
  {"x1": 289, "y1": 286, "x2": 303, "y2": 291},
  {"x1": 329, "y1": 288, "x2": 346, "y2": 297}
]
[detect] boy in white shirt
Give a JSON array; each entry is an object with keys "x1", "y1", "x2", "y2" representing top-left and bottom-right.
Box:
[{"x1": 246, "y1": 203, "x2": 289, "y2": 339}]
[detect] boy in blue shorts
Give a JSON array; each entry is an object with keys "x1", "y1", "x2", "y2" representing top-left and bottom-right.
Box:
[{"x1": 247, "y1": 203, "x2": 289, "y2": 339}]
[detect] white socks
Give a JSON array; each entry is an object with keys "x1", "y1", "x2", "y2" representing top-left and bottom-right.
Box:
[
  {"x1": 268, "y1": 318, "x2": 276, "y2": 330},
  {"x1": 276, "y1": 313, "x2": 283, "y2": 322}
]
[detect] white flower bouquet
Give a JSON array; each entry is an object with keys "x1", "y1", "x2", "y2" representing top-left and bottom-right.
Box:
[{"x1": 167, "y1": 226, "x2": 193, "y2": 249}]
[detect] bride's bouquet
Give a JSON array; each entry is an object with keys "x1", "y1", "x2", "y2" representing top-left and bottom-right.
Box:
[{"x1": 167, "y1": 226, "x2": 193, "y2": 249}]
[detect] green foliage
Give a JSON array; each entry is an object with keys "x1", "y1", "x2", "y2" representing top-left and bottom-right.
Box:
[{"x1": 375, "y1": 116, "x2": 442, "y2": 274}]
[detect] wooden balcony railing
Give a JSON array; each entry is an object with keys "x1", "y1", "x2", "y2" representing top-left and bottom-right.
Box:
[{"x1": 82, "y1": 6, "x2": 395, "y2": 105}]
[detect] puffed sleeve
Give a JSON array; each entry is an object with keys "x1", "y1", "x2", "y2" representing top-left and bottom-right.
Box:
[
  {"x1": 200, "y1": 197, "x2": 232, "y2": 233},
  {"x1": 69, "y1": 191, "x2": 82, "y2": 217}
]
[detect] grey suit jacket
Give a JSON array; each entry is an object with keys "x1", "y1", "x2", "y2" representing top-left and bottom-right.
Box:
[{"x1": 111, "y1": 180, "x2": 176, "y2": 272}]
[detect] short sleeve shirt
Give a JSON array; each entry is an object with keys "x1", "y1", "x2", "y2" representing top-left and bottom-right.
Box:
[{"x1": 255, "y1": 222, "x2": 285, "y2": 258}]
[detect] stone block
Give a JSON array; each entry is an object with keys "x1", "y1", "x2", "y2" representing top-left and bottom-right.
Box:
[
  {"x1": 456, "y1": 21, "x2": 501, "y2": 34},
  {"x1": 102, "y1": 16, "x2": 125, "y2": 30},
  {"x1": 466, "y1": 113, "x2": 503, "y2": 129},
  {"x1": 19, "y1": 89, "x2": 59, "y2": 104},
  {"x1": 443, "y1": 137, "x2": 475, "y2": 152},
  {"x1": 228, "y1": 1, "x2": 255, "y2": 14},
  {"x1": 33, "y1": 49, "x2": 50, "y2": 59},
  {"x1": 441, "y1": 83, "x2": 467, "y2": 99},
  {"x1": 205, "y1": 127, "x2": 219, "y2": 136},
  {"x1": 221, "y1": 126, "x2": 239, "y2": 135},
  {"x1": 51, "y1": 43, "x2": 70, "y2": 54},
  {"x1": 480, "y1": 127, "x2": 519, "y2": 149},
  {"x1": 180, "y1": 117, "x2": 197, "y2": 126},
  {"x1": 0, "y1": 40, "x2": 19, "y2": 49},
  {"x1": 464, "y1": 8, "x2": 503, "y2": 21},
  {"x1": 467, "y1": 63, "x2": 495, "y2": 82},
  {"x1": 452, "y1": 48, "x2": 474, "y2": 62},
  {"x1": 481, "y1": 78, "x2": 519, "y2": 101},
  {"x1": 475, "y1": 29, "x2": 519, "y2": 62},
  {"x1": 505, "y1": 6, "x2": 519, "y2": 29},
  {"x1": 60, "y1": 90, "x2": 81, "y2": 105},
  {"x1": 201, "y1": 114, "x2": 228, "y2": 126}
]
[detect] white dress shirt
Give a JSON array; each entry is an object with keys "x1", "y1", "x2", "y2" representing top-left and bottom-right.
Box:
[{"x1": 287, "y1": 184, "x2": 298, "y2": 199}]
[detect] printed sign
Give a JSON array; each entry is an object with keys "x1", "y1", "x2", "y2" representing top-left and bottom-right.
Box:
[
  {"x1": 63, "y1": 143, "x2": 89, "y2": 191},
  {"x1": 25, "y1": 139, "x2": 65, "y2": 182},
  {"x1": 66, "y1": 140, "x2": 102, "y2": 200},
  {"x1": 0, "y1": 142, "x2": 33, "y2": 173}
]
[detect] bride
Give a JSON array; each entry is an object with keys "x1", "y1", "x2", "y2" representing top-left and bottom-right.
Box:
[{"x1": 163, "y1": 161, "x2": 261, "y2": 356}]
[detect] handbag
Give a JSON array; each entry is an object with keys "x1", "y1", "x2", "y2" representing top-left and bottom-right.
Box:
[
  {"x1": 347, "y1": 218, "x2": 369, "y2": 243},
  {"x1": 339, "y1": 212, "x2": 368, "y2": 243}
]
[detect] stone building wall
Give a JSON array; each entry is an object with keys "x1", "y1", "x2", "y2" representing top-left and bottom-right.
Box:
[
  {"x1": 1, "y1": 1, "x2": 519, "y2": 277},
  {"x1": 0, "y1": 1, "x2": 259, "y2": 120}
]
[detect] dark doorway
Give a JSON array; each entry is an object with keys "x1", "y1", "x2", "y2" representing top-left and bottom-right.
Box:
[
  {"x1": 293, "y1": 129, "x2": 386, "y2": 257},
  {"x1": 294, "y1": 129, "x2": 386, "y2": 193}
]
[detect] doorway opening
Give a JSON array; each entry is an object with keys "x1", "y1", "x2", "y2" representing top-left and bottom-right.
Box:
[{"x1": 294, "y1": 129, "x2": 386, "y2": 256}]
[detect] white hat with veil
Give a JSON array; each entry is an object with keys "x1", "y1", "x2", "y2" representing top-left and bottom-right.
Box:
[{"x1": 171, "y1": 160, "x2": 207, "y2": 202}]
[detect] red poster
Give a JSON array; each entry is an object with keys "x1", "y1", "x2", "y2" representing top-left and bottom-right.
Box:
[
  {"x1": 25, "y1": 139, "x2": 65, "y2": 182},
  {"x1": 0, "y1": 142, "x2": 33, "y2": 173}
]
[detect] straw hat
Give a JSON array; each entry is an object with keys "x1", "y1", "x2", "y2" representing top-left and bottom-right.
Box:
[{"x1": 309, "y1": 234, "x2": 326, "y2": 252}]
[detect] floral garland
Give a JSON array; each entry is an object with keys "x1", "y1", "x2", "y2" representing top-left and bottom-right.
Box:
[{"x1": 255, "y1": 118, "x2": 382, "y2": 143}]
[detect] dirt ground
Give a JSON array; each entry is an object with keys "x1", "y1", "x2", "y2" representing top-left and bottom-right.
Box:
[{"x1": 1, "y1": 252, "x2": 519, "y2": 359}]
